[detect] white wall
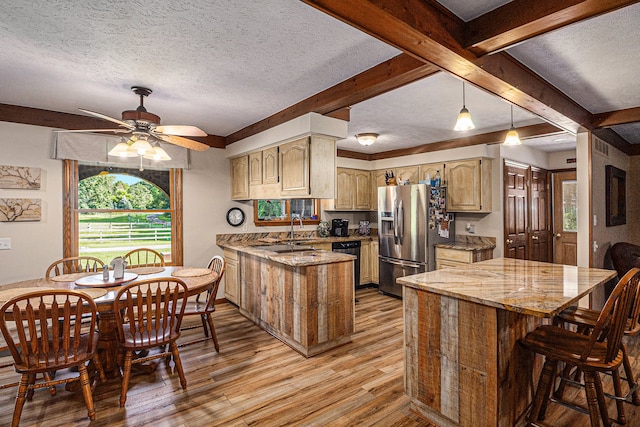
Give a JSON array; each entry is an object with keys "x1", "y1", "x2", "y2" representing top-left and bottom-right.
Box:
[
  {"x1": 591, "y1": 135, "x2": 630, "y2": 268},
  {"x1": 0, "y1": 122, "x2": 64, "y2": 284}
]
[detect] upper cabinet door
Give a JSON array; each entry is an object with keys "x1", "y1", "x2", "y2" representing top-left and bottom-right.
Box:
[
  {"x1": 354, "y1": 169, "x2": 371, "y2": 210},
  {"x1": 249, "y1": 152, "x2": 262, "y2": 186},
  {"x1": 262, "y1": 146, "x2": 279, "y2": 185},
  {"x1": 280, "y1": 137, "x2": 310, "y2": 197},
  {"x1": 335, "y1": 168, "x2": 354, "y2": 210},
  {"x1": 446, "y1": 158, "x2": 492, "y2": 212},
  {"x1": 230, "y1": 155, "x2": 249, "y2": 200},
  {"x1": 419, "y1": 162, "x2": 445, "y2": 184}
]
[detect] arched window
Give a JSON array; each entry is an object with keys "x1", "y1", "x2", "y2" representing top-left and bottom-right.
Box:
[{"x1": 63, "y1": 161, "x2": 183, "y2": 265}]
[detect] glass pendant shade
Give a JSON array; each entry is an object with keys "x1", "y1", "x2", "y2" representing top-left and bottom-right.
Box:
[
  {"x1": 454, "y1": 82, "x2": 475, "y2": 131},
  {"x1": 355, "y1": 133, "x2": 378, "y2": 146},
  {"x1": 108, "y1": 141, "x2": 138, "y2": 157},
  {"x1": 503, "y1": 105, "x2": 522, "y2": 146},
  {"x1": 143, "y1": 144, "x2": 172, "y2": 161},
  {"x1": 503, "y1": 127, "x2": 522, "y2": 146},
  {"x1": 130, "y1": 137, "x2": 154, "y2": 155},
  {"x1": 454, "y1": 107, "x2": 475, "y2": 131}
]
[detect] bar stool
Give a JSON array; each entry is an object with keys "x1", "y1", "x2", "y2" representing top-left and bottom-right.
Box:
[{"x1": 521, "y1": 268, "x2": 640, "y2": 427}]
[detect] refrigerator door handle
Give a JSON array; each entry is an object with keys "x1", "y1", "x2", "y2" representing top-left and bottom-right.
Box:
[
  {"x1": 393, "y1": 200, "x2": 399, "y2": 244},
  {"x1": 380, "y1": 257, "x2": 422, "y2": 269},
  {"x1": 398, "y1": 199, "x2": 404, "y2": 245}
]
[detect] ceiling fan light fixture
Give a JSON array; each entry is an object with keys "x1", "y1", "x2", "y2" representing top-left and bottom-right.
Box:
[
  {"x1": 355, "y1": 133, "x2": 378, "y2": 146},
  {"x1": 454, "y1": 82, "x2": 475, "y2": 131},
  {"x1": 503, "y1": 105, "x2": 522, "y2": 146}
]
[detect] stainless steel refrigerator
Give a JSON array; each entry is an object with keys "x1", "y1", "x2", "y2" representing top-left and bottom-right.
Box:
[{"x1": 378, "y1": 184, "x2": 454, "y2": 298}]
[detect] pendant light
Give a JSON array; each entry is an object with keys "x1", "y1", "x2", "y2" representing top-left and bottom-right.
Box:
[
  {"x1": 453, "y1": 82, "x2": 475, "y2": 131},
  {"x1": 503, "y1": 105, "x2": 522, "y2": 146}
]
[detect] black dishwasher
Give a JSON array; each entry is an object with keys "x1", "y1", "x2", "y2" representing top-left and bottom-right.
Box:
[{"x1": 332, "y1": 241, "x2": 361, "y2": 289}]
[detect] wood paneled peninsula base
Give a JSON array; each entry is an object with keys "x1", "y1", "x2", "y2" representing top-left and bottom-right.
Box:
[
  {"x1": 234, "y1": 246, "x2": 355, "y2": 357},
  {"x1": 397, "y1": 258, "x2": 616, "y2": 427}
]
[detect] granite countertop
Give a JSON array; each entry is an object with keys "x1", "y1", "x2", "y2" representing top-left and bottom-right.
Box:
[
  {"x1": 397, "y1": 258, "x2": 616, "y2": 318},
  {"x1": 216, "y1": 232, "x2": 375, "y2": 249},
  {"x1": 434, "y1": 235, "x2": 496, "y2": 251},
  {"x1": 228, "y1": 244, "x2": 356, "y2": 267}
]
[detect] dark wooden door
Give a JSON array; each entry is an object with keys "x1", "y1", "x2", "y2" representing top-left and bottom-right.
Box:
[
  {"x1": 530, "y1": 168, "x2": 551, "y2": 262},
  {"x1": 504, "y1": 162, "x2": 528, "y2": 259}
]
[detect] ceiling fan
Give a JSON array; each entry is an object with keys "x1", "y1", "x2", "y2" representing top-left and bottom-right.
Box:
[{"x1": 57, "y1": 86, "x2": 210, "y2": 151}]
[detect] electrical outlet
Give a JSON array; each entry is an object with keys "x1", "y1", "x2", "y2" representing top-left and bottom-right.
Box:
[{"x1": 0, "y1": 238, "x2": 11, "y2": 250}]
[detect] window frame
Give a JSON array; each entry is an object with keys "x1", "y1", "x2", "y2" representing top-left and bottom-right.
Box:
[
  {"x1": 252, "y1": 199, "x2": 320, "y2": 227},
  {"x1": 62, "y1": 160, "x2": 183, "y2": 265}
]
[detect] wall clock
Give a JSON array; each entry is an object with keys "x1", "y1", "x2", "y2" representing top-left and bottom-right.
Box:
[{"x1": 226, "y1": 207, "x2": 245, "y2": 227}]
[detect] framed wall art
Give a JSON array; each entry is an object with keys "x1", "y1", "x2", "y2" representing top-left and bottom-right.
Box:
[
  {"x1": 605, "y1": 165, "x2": 626, "y2": 227},
  {"x1": 0, "y1": 165, "x2": 41, "y2": 189},
  {"x1": 0, "y1": 198, "x2": 41, "y2": 222}
]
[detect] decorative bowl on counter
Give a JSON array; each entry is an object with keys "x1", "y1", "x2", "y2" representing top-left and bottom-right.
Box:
[{"x1": 317, "y1": 221, "x2": 330, "y2": 237}]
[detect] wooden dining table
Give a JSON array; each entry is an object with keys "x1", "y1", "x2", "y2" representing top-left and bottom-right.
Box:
[{"x1": 0, "y1": 266, "x2": 218, "y2": 378}]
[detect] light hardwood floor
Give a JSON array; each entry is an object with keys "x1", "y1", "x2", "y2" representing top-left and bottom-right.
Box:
[{"x1": 1, "y1": 288, "x2": 640, "y2": 426}]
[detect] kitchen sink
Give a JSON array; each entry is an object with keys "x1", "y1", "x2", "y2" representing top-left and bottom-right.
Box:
[{"x1": 253, "y1": 244, "x2": 316, "y2": 253}]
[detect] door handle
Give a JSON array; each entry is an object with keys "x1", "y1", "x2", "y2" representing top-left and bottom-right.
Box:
[
  {"x1": 506, "y1": 239, "x2": 513, "y2": 244},
  {"x1": 532, "y1": 236, "x2": 539, "y2": 240},
  {"x1": 555, "y1": 233, "x2": 562, "y2": 239}
]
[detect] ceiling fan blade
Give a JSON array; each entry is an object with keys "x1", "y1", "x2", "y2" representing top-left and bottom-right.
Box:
[
  {"x1": 78, "y1": 108, "x2": 135, "y2": 130},
  {"x1": 54, "y1": 128, "x2": 130, "y2": 133},
  {"x1": 154, "y1": 133, "x2": 210, "y2": 151},
  {"x1": 154, "y1": 125, "x2": 207, "y2": 137}
]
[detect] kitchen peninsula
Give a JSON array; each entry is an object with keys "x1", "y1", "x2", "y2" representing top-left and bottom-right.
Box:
[
  {"x1": 217, "y1": 234, "x2": 360, "y2": 357},
  {"x1": 397, "y1": 258, "x2": 616, "y2": 427}
]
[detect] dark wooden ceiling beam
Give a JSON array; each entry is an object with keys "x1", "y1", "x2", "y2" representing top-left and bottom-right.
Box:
[
  {"x1": 465, "y1": 0, "x2": 640, "y2": 56},
  {"x1": 224, "y1": 53, "x2": 439, "y2": 144},
  {"x1": 592, "y1": 106, "x2": 640, "y2": 127},
  {"x1": 302, "y1": 0, "x2": 595, "y2": 135},
  {"x1": 339, "y1": 123, "x2": 561, "y2": 160},
  {"x1": 0, "y1": 103, "x2": 226, "y2": 149}
]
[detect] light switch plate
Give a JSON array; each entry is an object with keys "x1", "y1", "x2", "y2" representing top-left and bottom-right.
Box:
[{"x1": 0, "y1": 238, "x2": 11, "y2": 250}]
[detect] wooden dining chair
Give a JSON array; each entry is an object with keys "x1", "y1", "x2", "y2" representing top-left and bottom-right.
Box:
[
  {"x1": 179, "y1": 256, "x2": 225, "y2": 351},
  {"x1": 123, "y1": 248, "x2": 165, "y2": 268},
  {"x1": 555, "y1": 266, "x2": 640, "y2": 424},
  {"x1": 521, "y1": 268, "x2": 640, "y2": 427},
  {"x1": 113, "y1": 278, "x2": 188, "y2": 407},
  {"x1": 0, "y1": 290, "x2": 106, "y2": 427},
  {"x1": 45, "y1": 256, "x2": 105, "y2": 278}
]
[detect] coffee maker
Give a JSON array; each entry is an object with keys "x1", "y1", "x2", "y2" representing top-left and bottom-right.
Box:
[{"x1": 331, "y1": 219, "x2": 349, "y2": 237}]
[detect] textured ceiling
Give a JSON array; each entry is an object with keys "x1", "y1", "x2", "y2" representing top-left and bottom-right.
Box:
[{"x1": 0, "y1": 0, "x2": 638, "y2": 155}]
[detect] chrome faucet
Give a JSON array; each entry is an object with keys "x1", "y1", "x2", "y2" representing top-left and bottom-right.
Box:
[{"x1": 290, "y1": 214, "x2": 303, "y2": 242}]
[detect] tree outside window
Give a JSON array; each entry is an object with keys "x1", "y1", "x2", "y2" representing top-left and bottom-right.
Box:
[
  {"x1": 64, "y1": 162, "x2": 182, "y2": 265},
  {"x1": 253, "y1": 199, "x2": 320, "y2": 226}
]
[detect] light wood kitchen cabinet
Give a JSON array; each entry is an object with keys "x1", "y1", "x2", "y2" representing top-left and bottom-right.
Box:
[
  {"x1": 280, "y1": 138, "x2": 310, "y2": 196},
  {"x1": 262, "y1": 146, "x2": 279, "y2": 184},
  {"x1": 445, "y1": 158, "x2": 492, "y2": 212},
  {"x1": 336, "y1": 168, "x2": 370, "y2": 210},
  {"x1": 235, "y1": 136, "x2": 335, "y2": 200},
  {"x1": 435, "y1": 246, "x2": 493, "y2": 270},
  {"x1": 370, "y1": 169, "x2": 388, "y2": 211},
  {"x1": 249, "y1": 151, "x2": 262, "y2": 186},
  {"x1": 395, "y1": 166, "x2": 419, "y2": 184},
  {"x1": 360, "y1": 241, "x2": 371, "y2": 285},
  {"x1": 223, "y1": 248, "x2": 240, "y2": 305},
  {"x1": 418, "y1": 162, "x2": 445, "y2": 184},
  {"x1": 371, "y1": 240, "x2": 379, "y2": 284},
  {"x1": 230, "y1": 155, "x2": 249, "y2": 200}
]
